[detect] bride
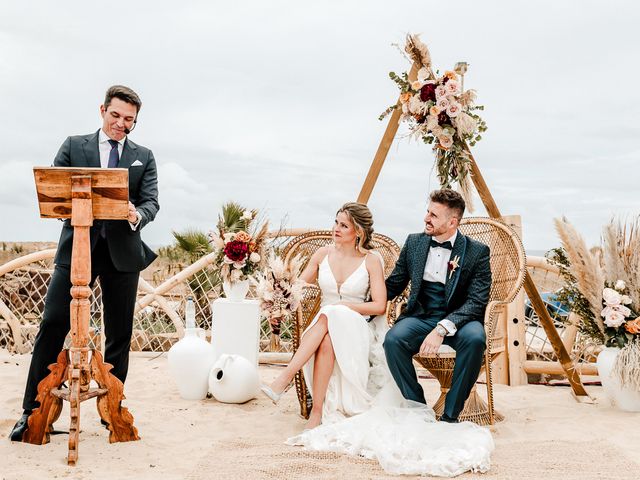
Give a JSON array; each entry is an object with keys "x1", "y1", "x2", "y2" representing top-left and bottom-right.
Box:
[{"x1": 261, "y1": 202, "x2": 494, "y2": 477}]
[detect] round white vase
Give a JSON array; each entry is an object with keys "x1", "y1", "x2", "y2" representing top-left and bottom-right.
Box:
[
  {"x1": 596, "y1": 346, "x2": 640, "y2": 412},
  {"x1": 222, "y1": 279, "x2": 250, "y2": 301},
  {"x1": 209, "y1": 354, "x2": 259, "y2": 404},
  {"x1": 168, "y1": 328, "x2": 216, "y2": 400}
]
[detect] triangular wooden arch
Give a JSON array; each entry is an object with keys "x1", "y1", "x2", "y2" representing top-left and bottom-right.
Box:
[{"x1": 358, "y1": 61, "x2": 589, "y2": 399}]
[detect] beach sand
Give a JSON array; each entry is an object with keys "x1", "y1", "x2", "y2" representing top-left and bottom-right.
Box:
[{"x1": 1, "y1": 349, "x2": 638, "y2": 479}]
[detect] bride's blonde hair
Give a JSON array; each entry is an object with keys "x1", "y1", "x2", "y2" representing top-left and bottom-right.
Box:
[{"x1": 336, "y1": 202, "x2": 374, "y2": 252}]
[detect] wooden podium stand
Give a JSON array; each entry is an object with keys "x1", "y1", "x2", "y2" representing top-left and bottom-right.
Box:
[{"x1": 25, "y1": 167, "x2": 140, "y2": 465}]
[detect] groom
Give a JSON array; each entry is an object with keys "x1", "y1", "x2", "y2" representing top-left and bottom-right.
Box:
[{"x1": 384, "y1": 188, "x2": 491, "y2": 423}]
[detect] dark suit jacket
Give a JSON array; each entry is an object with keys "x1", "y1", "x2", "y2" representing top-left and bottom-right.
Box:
[
  {"x1": 52, "y1": 130, "x2": 159, "y2": 272},
  {"x1": 385, "y1": 231, "x2": 491, "y2": 329}
]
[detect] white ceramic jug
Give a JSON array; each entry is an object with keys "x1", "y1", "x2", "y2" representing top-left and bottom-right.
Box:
[
  {"x1": 168, "y1": 297, "x2": 216, "y2": 400},
  {"x1": 209, "y1": 354, "x2": 259, "y2": 403}
]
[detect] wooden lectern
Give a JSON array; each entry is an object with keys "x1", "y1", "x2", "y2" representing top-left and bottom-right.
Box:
[{"x1": 26, "y1": 167, "x2": 139, "y2": 465}]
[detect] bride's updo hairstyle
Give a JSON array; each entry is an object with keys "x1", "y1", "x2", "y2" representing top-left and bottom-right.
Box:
[{"x1": 336, "y1": 202, "x2": 374, "y2": 252}]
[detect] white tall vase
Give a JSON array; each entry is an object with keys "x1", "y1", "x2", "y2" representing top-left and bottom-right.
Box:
[
  {"x1": 168, "y1": 328, "x2": 215, "y2": 400},
  {"x1": 596, "y1": 346, "x2": 640, "y2": 412},
  {"x1": 222, "y1": 279, "x2": 250, "y2": 301}
]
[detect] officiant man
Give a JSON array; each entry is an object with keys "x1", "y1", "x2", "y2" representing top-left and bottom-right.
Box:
[
  {"x1": 384, "y1": 189, "x2": 491, "y2": 423},
  {"x1": 9, "y1": 85, "x2": 160, "y2": 441}
]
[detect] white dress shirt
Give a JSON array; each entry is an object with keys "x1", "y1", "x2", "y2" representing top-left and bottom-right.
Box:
[
  {"x1": 98, "y1": 129, "x2": 125, "y2": 168},
  {"x1": 98, "y1": 129, "x2": 141, "y2": 230},
  {"x1": 423, "y1": 231, "x2": 458, "y2": 336}
]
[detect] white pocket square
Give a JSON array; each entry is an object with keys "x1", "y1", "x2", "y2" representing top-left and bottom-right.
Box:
[{"x1": 131, "y1": 160, "x2": 143, "y2": 167}]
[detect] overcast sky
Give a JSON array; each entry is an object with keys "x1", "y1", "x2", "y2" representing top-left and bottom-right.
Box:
[{"x1": 1, "y1": 0, "x2": 639, "y2": 251}]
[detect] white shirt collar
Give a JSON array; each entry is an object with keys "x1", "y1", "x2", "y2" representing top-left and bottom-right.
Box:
[{"x1": 99, "y1": 129, "x2": 126, "y2": 145}]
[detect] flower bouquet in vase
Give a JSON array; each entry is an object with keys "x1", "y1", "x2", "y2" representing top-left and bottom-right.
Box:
[
  {"x1": 550, "y1": 217, "x2": 640, "y2": 410},
  {"x1": 254, "y1": 253, "x2": 305, "y2": 351},
  {"x1": 209, "y1": 202, "x2": 268, "y2": 301}
]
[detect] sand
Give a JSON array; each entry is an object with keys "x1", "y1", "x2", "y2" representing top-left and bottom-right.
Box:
[{"x1": 1, "y1": 350, "x2": 638, "y2": 479}]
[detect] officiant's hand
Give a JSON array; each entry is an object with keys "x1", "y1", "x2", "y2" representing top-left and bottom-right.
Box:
[
  {"x1": 127, "y1": 202, "x2": 138, "y2": 223},
  {"x1": 419, "y1": 330, "x2": 444, "y2": 356}
]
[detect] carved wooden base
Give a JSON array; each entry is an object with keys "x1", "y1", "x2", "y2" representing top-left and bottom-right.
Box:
[
  {"x1": 22, "y1": 350, "x2": 68, "y2": 445},
  {"x1": 21, "y1": 348, "x2": 139, "y2": 465}
]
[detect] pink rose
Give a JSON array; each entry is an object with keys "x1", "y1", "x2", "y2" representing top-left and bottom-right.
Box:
[
  {"x1": 445, "y1": 80, "x2": 461, "y2": 95},
  {"x1": 435, "y1": 85, "x2": 448, "y2": 99},
  {"x1": 446, "y1": 101, "x2": 462, "y2": 118}
]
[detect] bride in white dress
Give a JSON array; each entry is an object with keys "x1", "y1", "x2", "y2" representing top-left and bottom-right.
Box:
[{"x1": 261, "y1": 203, "x2": 494, "y2": 477}]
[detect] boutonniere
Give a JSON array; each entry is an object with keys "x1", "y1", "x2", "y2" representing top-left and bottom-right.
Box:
[{"x1": 448, "y1": 255, "x2": 460, "y2": 280}]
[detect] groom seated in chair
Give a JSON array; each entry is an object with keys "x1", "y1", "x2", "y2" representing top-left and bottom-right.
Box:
[{"x1": 383, "y1": 188, "x2": 491, "y2": 423}]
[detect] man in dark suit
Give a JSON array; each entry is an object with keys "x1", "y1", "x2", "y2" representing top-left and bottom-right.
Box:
[
  {"x1": 384, "y1": 189, "x2": 491, "y2": 423},
  {"x1": 9, "y1": 85, "x2": 159, "y2": 440}
]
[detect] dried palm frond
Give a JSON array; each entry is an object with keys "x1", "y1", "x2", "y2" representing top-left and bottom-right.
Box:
[
  {"x1": 554, "y1": 217, "x2": 606, "y2": 333},
  {"x1": 216, "y1": 201, "x2": 247, "y2": 234},
  {"x1": 172, "y1": 229, "x2": 213, "y2": 263},
  {"x1": 405, "y1": 34, "x2": 432, "y2": 71}
]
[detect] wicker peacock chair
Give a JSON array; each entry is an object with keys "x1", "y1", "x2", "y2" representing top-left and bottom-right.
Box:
[
  {"x1": 388, "y1": 217, "x2": 526, "y2": 425},
  {"x1": 281, "y1": 231, "x2": 400, "y2": 419}
]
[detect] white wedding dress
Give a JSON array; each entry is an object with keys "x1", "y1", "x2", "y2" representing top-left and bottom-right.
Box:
[{"x1": 285, "y1": 251, "x2": 494, "y2": 477}]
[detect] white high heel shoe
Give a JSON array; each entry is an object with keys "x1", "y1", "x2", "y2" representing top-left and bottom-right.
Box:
[{"x1": 260, "y1": 384, "x2": 283, "y2": 405}]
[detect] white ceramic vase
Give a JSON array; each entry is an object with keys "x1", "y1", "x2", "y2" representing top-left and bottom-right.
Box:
[
  {"x1": 596, "y1": 346, "x2": 640, "y2": 412},
  {"x1": 168, "y1": 328, "x2": 216, "y2": 400},
  {"x1": 222, "y1": 279, "x2": 250, "y2": 301},
  {"x1": 209, "y1": 354, "x2": 259, "y2": 404}
]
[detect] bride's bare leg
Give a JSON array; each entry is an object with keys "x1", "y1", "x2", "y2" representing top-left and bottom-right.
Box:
[
  {"x1": 270, "y1": 314, "x2": 329, "y2": 393},
  {"x1": 307, "y1": 333, "x2": 335, "y2": 429}
]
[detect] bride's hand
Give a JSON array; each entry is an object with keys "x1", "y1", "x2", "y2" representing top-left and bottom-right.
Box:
[{"x1": 419, "y1": 330, "x2": 444, "y2": 356}]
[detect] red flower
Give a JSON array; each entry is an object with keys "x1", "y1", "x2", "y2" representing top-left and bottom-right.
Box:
[
  {"x1": 224, "y1": 240, "x2": 249, "y2": 262},
  {"x1": 438, "y1": 111, "x2": 451, "y2": 126},
  {"x1": 420, "y1": 83, "x2": 436, "y2": 102}
]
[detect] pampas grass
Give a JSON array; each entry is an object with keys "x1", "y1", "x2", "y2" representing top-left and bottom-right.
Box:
[
  {"x1": 554, "y1": 217, "x2": 606, "y2": 334},
  {"x1": 607, "y1": 218, "x2": 640, "y2": 308}
]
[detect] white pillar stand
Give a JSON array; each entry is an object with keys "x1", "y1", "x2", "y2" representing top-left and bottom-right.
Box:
[{"x1": 211, "y1": 298, "x2": 261, "y2": 366}]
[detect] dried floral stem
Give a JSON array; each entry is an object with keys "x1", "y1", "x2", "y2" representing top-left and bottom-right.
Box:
[{"x1": 554, "y1": 217, "x2": 606, "y2": 334}]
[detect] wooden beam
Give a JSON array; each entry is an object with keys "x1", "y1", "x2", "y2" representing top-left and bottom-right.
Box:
[
  {"x1": 467, "y1": 151, "x2": 589, "y2": 397},
  {"x1": 523, "y1": 360, "x2": 597, "y2": 377},
  {"x1": 357, "y1": 62, "x2": 419, "y2": 204},
  {"x1": 502, "y1": 215, "x2": 528, "y2": 386}
]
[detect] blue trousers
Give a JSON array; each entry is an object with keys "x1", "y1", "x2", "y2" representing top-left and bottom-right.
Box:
[{"x1": 383, "y1": 316, "x2": 486, "y2": 421}]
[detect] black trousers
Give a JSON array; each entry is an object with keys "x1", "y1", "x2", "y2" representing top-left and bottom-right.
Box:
[{"x1": 22, "y1": 239, "x2": 140, "y2": 412}]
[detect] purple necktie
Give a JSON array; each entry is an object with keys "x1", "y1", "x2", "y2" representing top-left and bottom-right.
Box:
[{"x1": 107, "y1": 139, "x2": 119, "y2": 168}]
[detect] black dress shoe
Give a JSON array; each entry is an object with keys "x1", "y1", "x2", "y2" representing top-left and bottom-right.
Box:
[
  {"x1": 439, "y1": 415, "x2": 459, "y2": 424},
  {"x1": 9, "y1": 413, "x2": 30, "y2": 441}
]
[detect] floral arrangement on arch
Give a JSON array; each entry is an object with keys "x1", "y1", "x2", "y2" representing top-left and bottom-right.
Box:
[
  {"x1": 254, "y1": 253, "x2": 305, "y2": 348},
  {"x1": 549, "y1": 216, "x2": 640, "y2": 391},
  {"x1": 209, "y1": 202, "x2": 269, "y2": 284},
  {"x1": 380, "y1": 34, "x2": 487, "y2": 207}
]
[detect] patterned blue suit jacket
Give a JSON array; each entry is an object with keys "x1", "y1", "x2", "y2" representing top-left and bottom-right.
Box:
[{"x1": 385, "y1": 231, "x2": 491, "y2": 328}]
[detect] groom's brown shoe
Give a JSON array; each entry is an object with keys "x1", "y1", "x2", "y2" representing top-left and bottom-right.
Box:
[{"x1": 8, "y1": 413, "x2": 30, "y2": 441}]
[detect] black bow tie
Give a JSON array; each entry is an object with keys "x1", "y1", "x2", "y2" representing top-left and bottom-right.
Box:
[{"x1": 430, "y1": 239, "x2": 453, "y2": 250}]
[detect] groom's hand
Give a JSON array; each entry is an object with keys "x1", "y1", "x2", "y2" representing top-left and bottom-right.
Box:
[{"x1": 419, "y1": 330, "x2": 444, "y2": 356}]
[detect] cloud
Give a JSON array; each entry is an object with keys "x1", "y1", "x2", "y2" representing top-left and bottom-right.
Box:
[{"x1": 1, "y1": 0, "x2": 639, "y2": 251}]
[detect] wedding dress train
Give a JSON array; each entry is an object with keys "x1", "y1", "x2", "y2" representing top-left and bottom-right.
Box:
[{"x1": 286, "y1": 250, "x2": 494, "y2": 477}]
